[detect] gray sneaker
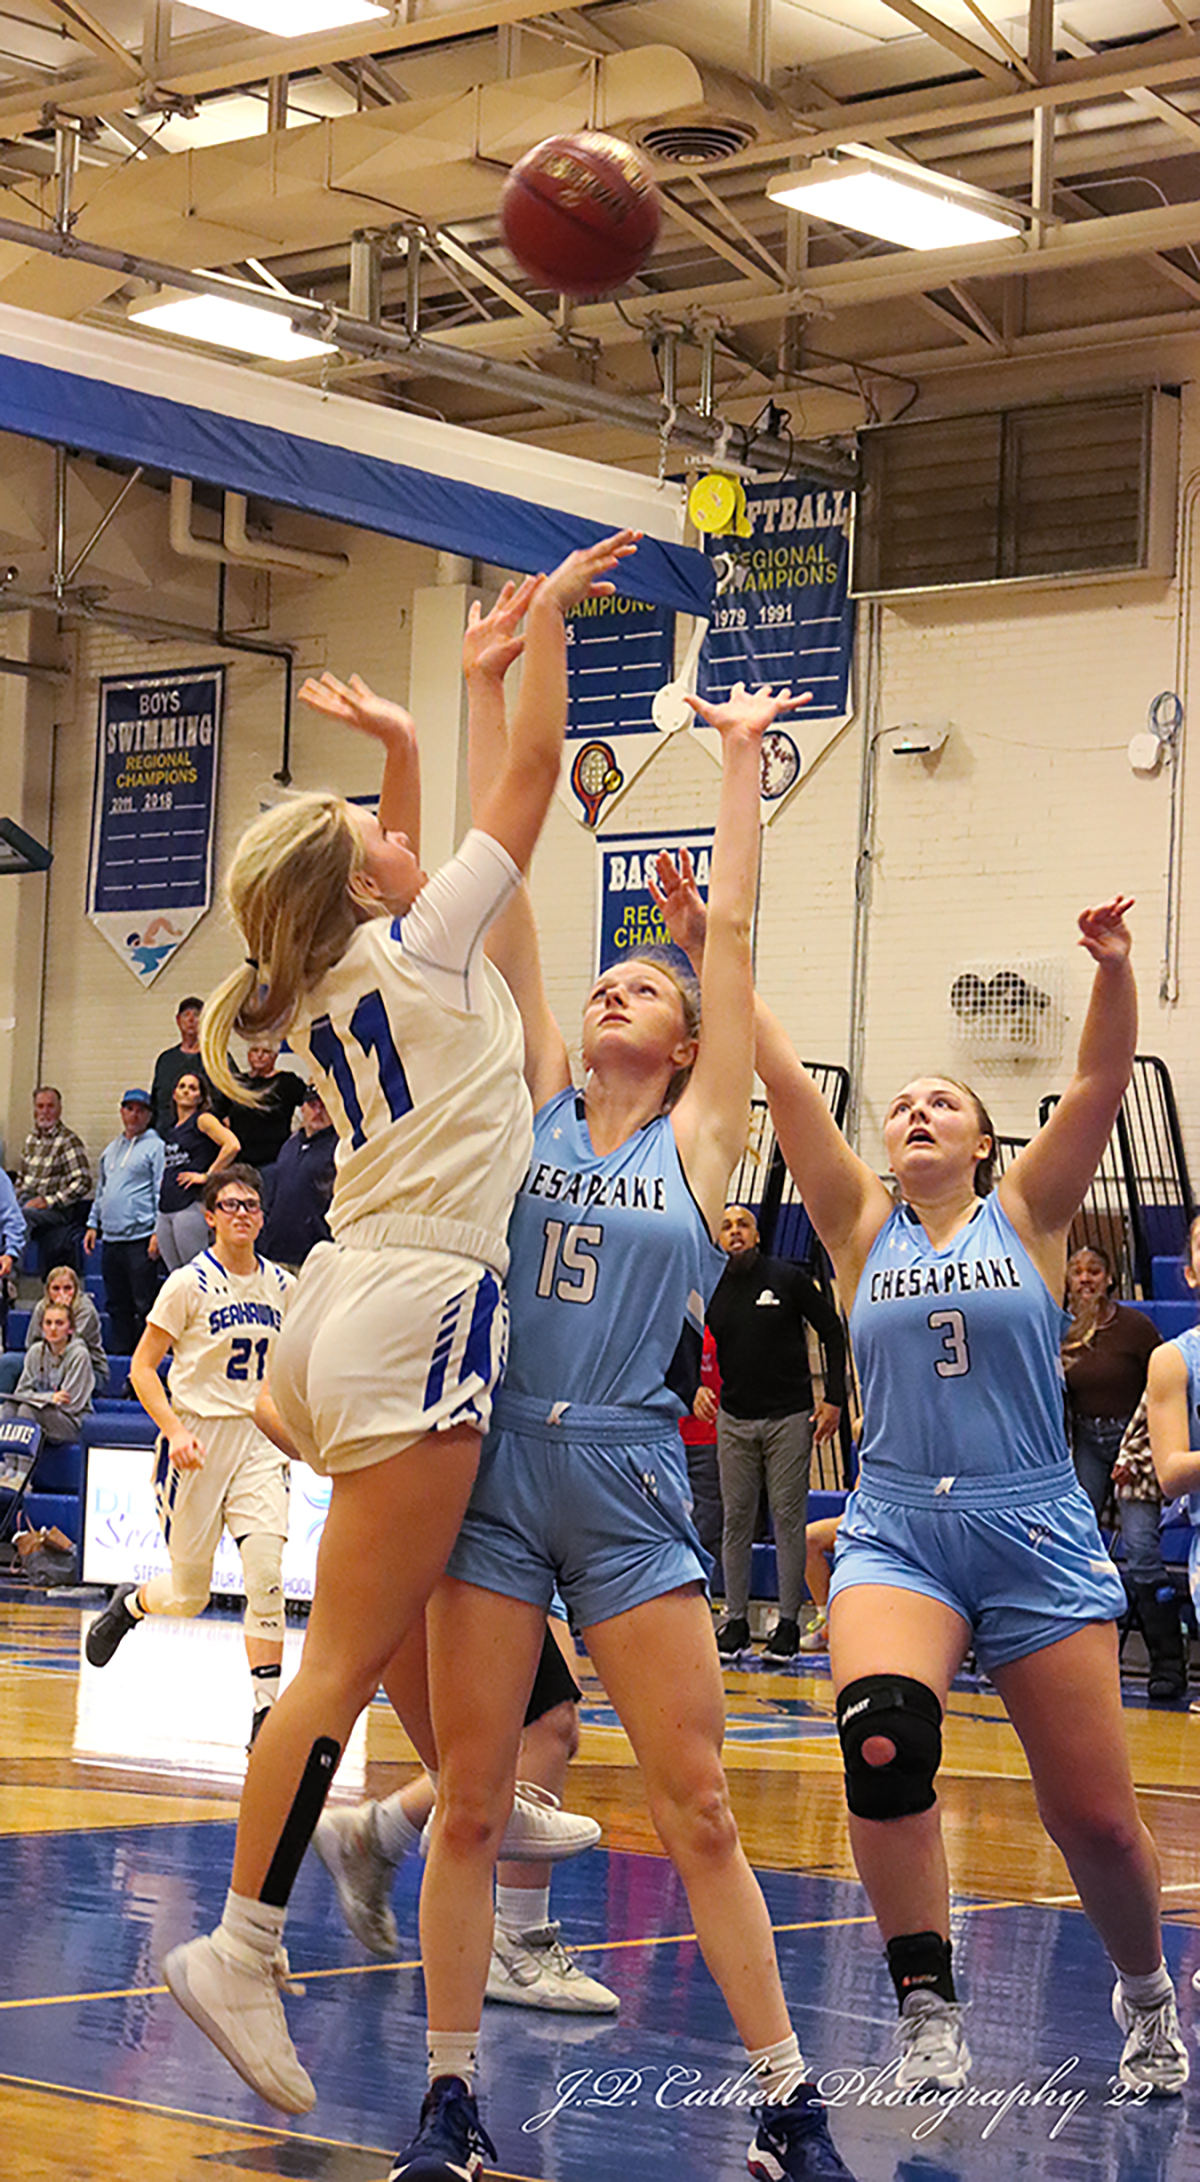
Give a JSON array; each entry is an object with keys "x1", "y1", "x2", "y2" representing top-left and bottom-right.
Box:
[
  {"x1": 486, "y1": 1922, "x2": 619, "y2": 2014},
  {"x1": 312, "y1": 1801, "x2": 398, "y2": 1957},
  {"x1": 162, "y1": 1931, "x2": 314, "y2": 2114},
  {"x1": 1112, "y1": 1981, "x2": 1189, "y2": 2095},
  {"x1": 894, "y1": 1990, "x2": 971, "y2": 2090}
]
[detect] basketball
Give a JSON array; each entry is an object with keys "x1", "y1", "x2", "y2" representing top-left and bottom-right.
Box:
[{"x1": 500, "y1": 131, "x2": 661, "y2": 297}]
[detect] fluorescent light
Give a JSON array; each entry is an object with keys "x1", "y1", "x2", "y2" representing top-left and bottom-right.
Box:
[
  {"x1": 129, "y1": 292, "x2": 334, "y2": 361},
  {"x1": 767, "y1": 156, "x2": 1019, "y2": 250},
  {"x1": 188, "y1": 0, "x2": 385, "y2": 32}
]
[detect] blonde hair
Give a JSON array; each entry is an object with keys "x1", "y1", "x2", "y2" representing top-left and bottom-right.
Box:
[
  {"x1": 201, "y1": 794, "x2": 374, "y2": 1105},
  {"x1": 43, "y1": 1265, "x2": 81, "y2": 1315}
]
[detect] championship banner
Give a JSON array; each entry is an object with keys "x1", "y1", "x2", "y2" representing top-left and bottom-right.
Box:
[
  {"x1": 596, "y1": 827, "x2": 714, "y2": 975},
  {"x1": 692, "y1": 479, "x2": 855, "y2": 821},
  {"x1": 87, "y1": 666, "x2": 224, "y2": 984},
  {"x1": 559, "y1": 594, "x2": 675, "y2": 831}
]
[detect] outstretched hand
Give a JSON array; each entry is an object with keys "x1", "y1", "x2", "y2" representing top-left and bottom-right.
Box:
[
  {"x1": 536, "y1": 529, "x2": 642, "y2": 614},
  {"x1": 463, "y1": 576, "x2": 541, "y2": 682},
  {"x1": 298, "y1": 671, "x2": 416, "y2": 747},
  {"x1": 684, "y1": 679, "x2": 812, "y2": 739},
  {"x1": 1078, "y1": 895, "x2": 1134, "y2": 965},
  {"x1": 649, "y1": 846, "x2": 707, "y2": 960}
]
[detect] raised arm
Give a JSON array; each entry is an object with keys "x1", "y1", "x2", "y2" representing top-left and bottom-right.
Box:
[
  {"x1": 999, "y1": 897, "x2": 1136, "y2": 1254},
  {"x1": 297, "y1": 674, "x2": 422, "y2": 851},
  {"x1": 652, "y1": 847, "x2": 891, "y2": 1285},
  {"x1": 669, "y1": 683, "x2": 811, "y2": 1233},
  {"x1": 1145, "y1": 1339, "x2": 1200, "y2": 1498}
]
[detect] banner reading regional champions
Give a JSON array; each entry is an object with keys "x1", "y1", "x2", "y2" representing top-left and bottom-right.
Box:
[
  {"x1": 693, "y1": 478, "x2": 855, "y2": 821},
  {"x1": 87, "y1": 666, "x2": 224, "y2": 985}
]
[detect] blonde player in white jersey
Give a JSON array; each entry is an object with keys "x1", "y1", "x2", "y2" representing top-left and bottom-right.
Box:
[
  {"x1": 159, "y1": 528, "x2": 639, "y2": 2120},
  {"x1": 86, "y1": 1163, "x2": 295, "y2": 1748}
]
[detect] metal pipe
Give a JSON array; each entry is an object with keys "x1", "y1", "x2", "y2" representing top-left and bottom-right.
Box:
[
  {"x1": 405, "y1": 229, "x2": 421, "y2": 339},
  {"x1": 0, "y1": 656, "x2": 67, "y2": 680},
  {"x1": 64, "y1": 463, "x2": 144, "y2": 585},
  {"x1": 54, "y1": 125, "x2": 77, "y2": 237},
  {"x1": 0, "y1": 213, "x2": 857, "y2": 486},
  {"x1": 52, "y1": 445, "x2": 68, "y2": 603},
  {"x1": 349, "y1": 229, "x2": 384, "y2": 324},
  {"x1": 698, "y1": 328, "x2": 715, "y2": 419}
]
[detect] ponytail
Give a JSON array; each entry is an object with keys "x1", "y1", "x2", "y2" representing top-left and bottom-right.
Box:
[{"x1": 201, "y1": 794, "x2": 368, "y2": 1105}]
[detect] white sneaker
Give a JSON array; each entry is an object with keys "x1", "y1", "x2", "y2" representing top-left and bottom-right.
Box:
[
  {"x1": 1112, "y1": 1981, "x2": 1190, "y2": 2094},
  {"x1": 421, "y1": 1781, "x2": 601, "y2": 1863},
  {"x1": 161, "y1": 1931, "x2": 314, "y2": 2114},
  {"x1": 798, "y1": 1616, "x2": 829, "y2": 1653},
  {"x1": 313, "y1": 1802, "x2": 398, "y2": 1958},
  {"x1": 894, "y1": 1991, "x2": 971, "y2": 2090},
  {"x1": 486, "y1": 1921, "x2": 620, "y2": 2014},
  {"x1": 1193, "y1": 1967, "x2": 1200, "y2": 1993}
]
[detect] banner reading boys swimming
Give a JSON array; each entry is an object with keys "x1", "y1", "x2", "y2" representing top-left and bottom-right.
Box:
[
  {"x1": 693, "y1": 479, "x2": 855, "y2": 821},
  {"x1": 597, "y1": 828, "x2": 714, "y2": 976},
  {"x1": 87, "y1": 666, "x2": 224, "y2": 985},
  {"x1": 559, "y1": 594, "x2": 674, "y2": 831}
]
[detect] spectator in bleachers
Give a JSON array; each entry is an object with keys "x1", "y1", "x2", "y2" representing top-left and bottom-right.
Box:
[
  {"x1": 1063, "y1": 1246, "x2": 1161, "y2": 1519},
  {"x1": 0, "y1": 1264, "x2": 108, "y2": 1396},
  {"x1": 85, "y1": 1091, "x2": 164, "y2": 1357},
  {"x1": 220, "y1": 1041, "x2": 307, "y2": 1177},
  {"x1": 0, "y1": 1168, "x2": 26, "y2": 1343},
  {"x1": 14, "y1": 1086, "x2": 92, "y2": 1273},
  {"x1": 259, "y1": 1085, "x2": 336, "y2": 1270},
  {"x1": 150, "y1": 997, "x2": 215, "y2": 1136},
  {"x1": 154, "y1": 1073, "x2": 239, "y2": 1271},
  {"x1": 1110, "y1": 1400, "x2": 1186, "y2": 1702},
  {"x1": 1, "y1": 1299, "x2": 94, "y2": 1442},
  {"x1": 704, "y1": 1202, "x2": 847, "y2": 1661}
]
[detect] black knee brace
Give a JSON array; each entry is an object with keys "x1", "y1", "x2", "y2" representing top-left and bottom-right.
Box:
[{"x1": 836, "y1": 1675, "x2": 942, "y2": 1821}]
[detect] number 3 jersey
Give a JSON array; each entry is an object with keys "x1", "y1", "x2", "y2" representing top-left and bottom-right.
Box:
[
  {"x1": 286, "y1": 829, "x2": 532, "y2": 1279},
  {"x1": 849, "y1": 1194, "x2": 1071, "y2": 1485},
  {"x1": 503, "y1": 1091, "x2": 724, "y2": 1420},
  {"x1": 149, "y1": 1251, "x2": 296, "y2": 1419}
]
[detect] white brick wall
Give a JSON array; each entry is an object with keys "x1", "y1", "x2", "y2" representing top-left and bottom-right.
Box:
[{"x1": 16, "y1": 398, "x2": 1200, "y2": 1204}]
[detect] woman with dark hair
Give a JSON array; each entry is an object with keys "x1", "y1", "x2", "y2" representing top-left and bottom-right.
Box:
[
  {"x1": 654, "y1": 866, "x2": 1186, "y2": 2104},
  {"x1": 1063, "y1": 1244, "x2": 1160, "y2": 1518},
  {"x1": 154, "y1": 1071, "x2": 240, "y2": 1270}
]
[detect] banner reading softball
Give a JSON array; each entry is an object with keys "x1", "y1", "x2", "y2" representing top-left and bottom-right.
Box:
[
  {"x1": 597, "y1": 827, "x2": 714, "y2": 976},
  {"x1": 559, "y1": 594, "x2": 674, "y2": 830},
  {"x1": 693, "y1": 479, "x2": 855, "y2": 821},
  {"x1": 87, "y1": 666, "x2": 224, "y2": 985}
]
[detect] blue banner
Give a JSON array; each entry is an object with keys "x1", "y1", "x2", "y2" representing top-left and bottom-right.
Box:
[
  {"x1": 694, "y1": 479, "x2": 855, "y2": 818},
  {"x1": 561, "y1": 595, "x2": 675, "y2": 830},
  {"x1": 596, "y1": 827, "x2": 713, "y2": 975},
  {"x1": 87, "y1": 666, "x2": 224, "y2": 984}
]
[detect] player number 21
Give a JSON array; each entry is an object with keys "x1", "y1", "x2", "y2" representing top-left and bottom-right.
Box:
[
  {"x1": 928, "y1": 1308, "x2": 970, "y2": 1378},
  {"x1": 228, "y1": 1336, "x2": 270, "y2": 1382},
  {"x1": 536, "y1": 1220, "x2": 602, "y2": 1304}
]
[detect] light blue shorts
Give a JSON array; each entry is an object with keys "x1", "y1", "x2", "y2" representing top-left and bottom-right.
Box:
[
  {"x1": 444, "y1": 1389, "x2": 708, "y2": 1630},
  {"x1": 828, "y1": 1460, "x2": 1127, "y2": 1673}
]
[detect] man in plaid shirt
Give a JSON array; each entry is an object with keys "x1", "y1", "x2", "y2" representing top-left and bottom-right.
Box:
[{"x1": 16, "y1": 1086, "x2": 93, "y2": 1273}]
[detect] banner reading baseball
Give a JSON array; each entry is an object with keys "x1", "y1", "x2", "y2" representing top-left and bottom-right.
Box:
[
  {"x1": 596, "y1": 827, "x2": 715, "y2": 976},
  {"x1": 558, "y1": 594, "x2": 675, "y2": 831},
  {"x1": 87, "y1": 666, "x2": 224, "y2": 984},
  {"x1": 692, "y1": 479, "x2": 855, "y2": 821}
]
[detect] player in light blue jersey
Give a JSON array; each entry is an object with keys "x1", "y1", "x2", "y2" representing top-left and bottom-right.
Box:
[
  {"x1": 747, "y1": 895, "x2": 1187, "y2": 2102},
  {"x1": 394, "y1": 659, "x2": 863, "y2": 2182},
  {"x1": 1145, "y1": 1210, "x2": 1200, "y2": 1738},
  {"x1": 159, "y1": 529, "x2": 638, "y2": 2123}
]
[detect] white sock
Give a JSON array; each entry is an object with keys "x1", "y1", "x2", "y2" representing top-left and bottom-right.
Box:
[
  {"x1": 427, "y1": 2030, "x2": 477, "y2": 2091},
  {"x1": 373, "y1": 1793, "x2": 424, "y2": 1866},
  {"x1": 219, "y1": 1888, "x2": 286, "y2": 1961},
  {"x1": 1116, "y1": 1961, "x2": 1174, "y2": 2008},
  {"x1": 746, "y1": 2032, "x2": 807, "y2": 2105},
  {"x1": 496, "y1": 1883, "x2": 549, "y2": 1936}
]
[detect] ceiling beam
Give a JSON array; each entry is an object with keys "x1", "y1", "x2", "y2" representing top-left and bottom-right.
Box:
[
  {"x1": 38, "y1": 0, "x2": 145, "y2": 81},
  {"x1": 1058, "y1": 24, "x2": 1200, "y2": 148},
  {"x1": 656, "y1": 187, "x2": 784, "y2": 288},
  {"x1": 873, "y1": 0, "x2": 1020, "y2": 86}
]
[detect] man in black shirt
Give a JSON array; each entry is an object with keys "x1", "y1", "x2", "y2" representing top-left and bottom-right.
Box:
[
  {"x1": 150, "y1": 997, "x2": 216, "y2": 1135},
  {"x1": 259, "y1": 1087, "x2": 336, "y2": 1269},
  {"x1": 221, "y1": 1042, "x2": 308, "y2": 1174},
  {"x1": 705, "y1": 1204, "x2": 847, "y2": 1660}
]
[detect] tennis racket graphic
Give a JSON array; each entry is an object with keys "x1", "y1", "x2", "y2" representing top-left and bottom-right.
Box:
[{"x1": 571, "y1": 740, "x2": 624, "y2": 827}]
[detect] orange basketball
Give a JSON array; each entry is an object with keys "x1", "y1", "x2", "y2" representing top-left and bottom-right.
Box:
[{"x1": 500, "y1": 131, "x2": 661, "y2": 298}]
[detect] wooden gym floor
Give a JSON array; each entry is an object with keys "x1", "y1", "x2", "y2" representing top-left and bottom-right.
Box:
[{"x1": 2, "y1": 1591, "x2": 1199, "y2": 2182}]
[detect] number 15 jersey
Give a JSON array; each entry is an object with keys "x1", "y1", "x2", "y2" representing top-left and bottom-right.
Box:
[
  {"x1": 149, "y1": 1251, "x2": 296, "y2": 1419},
  {"x1": 849, "y1": 1194, "x2": 1070, "y2": 1485}
]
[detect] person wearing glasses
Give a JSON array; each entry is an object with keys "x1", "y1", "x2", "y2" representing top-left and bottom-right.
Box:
[{"x1": 85, "y1": 1163, "x2": 295, "y2": 1748}]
